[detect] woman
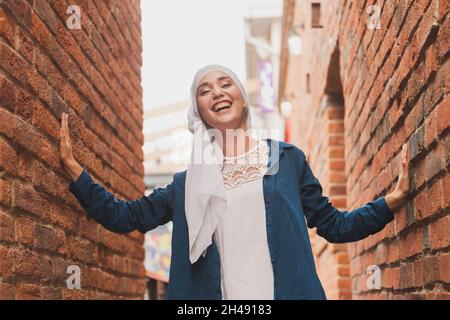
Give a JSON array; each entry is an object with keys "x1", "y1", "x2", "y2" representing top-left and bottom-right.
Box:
[{"x1": 60, "y1": 64, "x2": 410, "y2": 300}]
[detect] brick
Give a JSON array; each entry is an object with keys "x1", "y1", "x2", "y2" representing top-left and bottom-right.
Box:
[
  {"x1": 336, "y1": 251, "x2": 349, "y2": 264},
  {"x1": 0, "y1": 178, "x2": 12, "y2": 207},
  {"x1": 425, "y1": 292, "x2": 450, "y2": 300},
  {"x1": 383, "y1": 267, "x2": 400, "y2": 290},
  {"x1": 15, "y1": 27, "x2": 35, "y2": 63},
  {"x1": 15, "y1": 216, "x2": 35, "y2": 247},
  {"x1": 393, "y1": 0, "x2": 439, "y2": 92},
  {"x1": 399, "y1": 263, "x2": 414, "y2": 289},
  {"x1": 399, "y1": 227, "x2": 424, "y2": 260},
  {"x1": 0, "y1": 109, "x2": 60, "y2": 170},
  {"x1": 16, "y1": 283, "x2": 42, "y2": 300},
  {"x1": 16, "y1": 97, "x2": 60, "y2": 142},
  {"x1": 49, "y1": 205, "x2": 78, "y2": 234},
  {"x1": 0, "y1": 0, "x2": 162, "y2": 300},
  {"x1": 97, "y1": 226, "x2": 127, "y2": 254},
  {"x1": 413, "y1": 259, "x2": 424, "y2": 287},
  {"x1": 129, "y1": 258, "x2": 145, "y2": 278},
  {"x1": 0, "y1": 75, "x2": 17, "y2": 112},
  {"x1": 424, "y1": 143, "x2": 446, "y2": 182},
  {"x1": 0, "y1": 210, "x2": 15, "y2": 243},
  {"x1": 444, "y1": 173, "x2": 450, "y2": 208},
  {"x1": 0, "y1": 283, "x2": 15, "y2": 299},
  {"x1": 0, "y1": 246, "x2": 14, "y2": 281},
  {"x1": 11, "y1": 181, "x2": 51, "y2": 219},
  {"x1": 395, "y1": 206, "x2": 409, "y2": 234},
  {"x1": 13, "y1": 249, "x2": 52, "y2": 282},
  {"x1": 386, "y1": 239, "x2": 400, "y2": 264},
  {"x1": 98, "y1": 245, "x2": 114, "y2": 270},
  {"x1": 51, "y1": 256, "x2": 78, "y2": 286},
  {"x1": 34, "y1": 224, "x2": 67, "y2": 255},
  {"x1": 113, "y1": 255, "x2": 129, "y2": 275},
  {"x1": 0, "y1": 41, "x2": 29, "y2": 86},
  {"x1": 92, "y1": 268, "x2": 118, "y2": 293},
  {"x1": 414, "y1": 180, "x2": 443, "y2": 220},
  {"x1": 437, "y1": 253, "x2": 450, "y2": 284},
  {"x1": 436, "y1": 12, "x2": 450, "y2": 59},
  {"x1": 78, "y1": 215, "x2": 99, "y2": 244},
  {"x1": 128, "y1": 230, "x2": 145, "y2": 242},
  {"x1": 40, "y1": 286, "x2": 61, "y2": 299},
  {"x1": 67, "y1": 235, "x2": 98, "y2": 264},
  {"x1": 34, "y1": 0, "x2": 60, "y2": 34},
  {"x1": 429, "y1": 215, "x2": 450, "y2": 250},
  {"x1": 424, "y1": 61, "x2": 448, "y2": 113},
  {"x1": 61, "y1": 288, "x2": 92, "y2": 300},
  {"x1": 423, "y1": 255, "x2": 439, "y2": 285},
  {"x1": 2, "y1": 0, "x2": 32, "y2": 28},
  {"x1": 0, "y1": 7, "x2": 16, "y2": 46},
  {"x1": 424, "y1": 106, "x2": 438, "y2": 148},
  {"x1": 16, "y1": 157, "x2": 75, "y2": 209},
  {"x1": 125, "y1": 237, "x2": 145, "y2": 261},
  {"x1": 435, "y1": 95, "x2": 450, "y2": 137},
  {"x1": 35, "y1": 49, "x2": 65, "y2": 95}
]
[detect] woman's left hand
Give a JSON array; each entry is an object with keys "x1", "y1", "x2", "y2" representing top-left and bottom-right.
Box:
[{"x1": 385, "y1": 143, "x2": 410, "y2": 211}]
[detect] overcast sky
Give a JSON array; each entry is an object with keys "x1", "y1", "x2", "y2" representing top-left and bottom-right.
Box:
[{"x1": 140, "y1": 0, "x2": 252, "y2": 110}]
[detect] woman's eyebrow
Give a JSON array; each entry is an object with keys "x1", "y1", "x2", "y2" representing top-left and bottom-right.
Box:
[{"x1": 198, "y1": 76, "x2": 232, "y2": 90}]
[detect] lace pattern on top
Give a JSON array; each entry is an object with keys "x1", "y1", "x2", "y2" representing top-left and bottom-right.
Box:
[{"x1": 221, "y1": 140, "x2": 269, "y2": 190}]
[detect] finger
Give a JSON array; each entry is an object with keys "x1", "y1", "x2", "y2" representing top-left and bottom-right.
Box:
[
  {"x1": 62, "y1": 120, "x2": 67, "y2": 141},
  {"x1": 406, "y1": 143, "x2": 410, "y2": 162},
  {"x1": 65, "y1": 115, "x2": 71, "y2": 145},
  {"x1": 60, "y1": 123, "x2": 65, "y2": 140},
  {"x1": 65, "y1": 113, "x2": 69, "y2": 136},
  {"x1": 63, "y1": 114, "x2": 68, "y2": 138},
  {"x1": 60, "y1": 114, "x2": 65, "y2": 135},
  {"x1": 402, "y1": 144, "x2": 408, "y2": 164},
  {"x1": 64, "y1": 116, "x2": 69, "y2": 143}
]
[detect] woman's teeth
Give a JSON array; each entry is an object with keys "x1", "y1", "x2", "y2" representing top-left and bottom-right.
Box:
[
  {"x1": 214, "y1": 102, "x2": 232, "y2": 112},
  {"x1": 216, "y1": 106, "x2": 230, "y2": 112}
]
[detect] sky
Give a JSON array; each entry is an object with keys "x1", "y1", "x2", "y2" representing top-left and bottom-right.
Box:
[{"x1": 140, "y1": 0, "x2": 253, "y2": 110}]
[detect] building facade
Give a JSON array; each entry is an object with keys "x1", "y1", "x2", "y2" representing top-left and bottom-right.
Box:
[
  {"x1": 0, "y1": 0, "x2": 146, "y2": 299},
  {"x1": 279, "y1": 0, "x2": 449, "y2": 299}
]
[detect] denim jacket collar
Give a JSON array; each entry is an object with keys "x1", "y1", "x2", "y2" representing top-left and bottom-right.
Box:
[{"x1": 264, "y1": 138, "x2": 294, "y2": 175}]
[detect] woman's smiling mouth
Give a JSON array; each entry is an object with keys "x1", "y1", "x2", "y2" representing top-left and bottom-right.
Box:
[{"x1": 212, "y1": 100, "x2": 233, "y2": 112}]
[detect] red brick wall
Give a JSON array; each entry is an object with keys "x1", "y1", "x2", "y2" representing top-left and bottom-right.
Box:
[
  {"x1": 281, "y1": 0, "x2": 449, "y2": 299},
  {"x1": 0, "y1": 0, "x2": 146, "y2": 299}
]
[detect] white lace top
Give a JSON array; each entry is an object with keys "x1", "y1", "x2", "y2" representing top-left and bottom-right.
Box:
[
  {"x1": 213, "y1": 139, "x2": 274, "y2": 300},
  {"x1": 221, "y1": 139, "x2": 269, "y2": 189}
]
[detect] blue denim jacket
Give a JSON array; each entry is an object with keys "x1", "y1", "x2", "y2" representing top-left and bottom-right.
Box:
[{"x1": 68, "y1": 139, "x2": 394, "y2": 300}]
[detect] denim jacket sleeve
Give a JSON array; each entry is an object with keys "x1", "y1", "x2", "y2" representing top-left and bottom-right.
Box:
[
  {"x1": 68, "y1": 170, "x2": 175, "y2": 234},
  {"x1": 298, "y1": 151, "x2": 395, "y2": 243}
]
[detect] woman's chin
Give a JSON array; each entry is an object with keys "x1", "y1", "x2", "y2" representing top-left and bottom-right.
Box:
[
  {"x1": 211, "y1": 113, "x2": 237, "y2": 125},
  {"x1": 214, "y1": 122, "x2": 245, "y2": 133}
]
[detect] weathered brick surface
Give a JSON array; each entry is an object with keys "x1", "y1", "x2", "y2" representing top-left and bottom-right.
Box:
[
  {"x1": 282, "y1": 0, "x2": 449, "y2": 299},
  {"x1": 0, "y1": 0, "x2": 145, "y2": 299}
]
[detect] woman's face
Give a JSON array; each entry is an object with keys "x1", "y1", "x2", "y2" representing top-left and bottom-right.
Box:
[{"x1": 196, "y1": 71, "x2": 246, "y2": 132}]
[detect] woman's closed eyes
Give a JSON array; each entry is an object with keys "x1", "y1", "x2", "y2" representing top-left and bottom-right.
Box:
[{"x1": 200, "y1": 83, "x2": 232, "y2": 96}]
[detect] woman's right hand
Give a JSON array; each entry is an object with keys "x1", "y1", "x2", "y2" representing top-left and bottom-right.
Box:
[{"x1": 59, "y1": 112, "x2": 83, "y2": 182}]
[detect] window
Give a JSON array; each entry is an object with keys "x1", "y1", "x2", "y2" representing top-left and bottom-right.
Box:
[
  {"x1": 311, "y1": 3, "x2": 323, "y2": 28},
  {"x1": 306, "y1": 73, "x2": 311, "y2": 93}
]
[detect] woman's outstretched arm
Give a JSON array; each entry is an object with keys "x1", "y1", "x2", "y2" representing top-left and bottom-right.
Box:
[
  {"x1": 299, "y1": 145, "x2": 410, "y2": 243},
  {"x1": 59, "y1": 112, "x2": 174, "y2": 233}
]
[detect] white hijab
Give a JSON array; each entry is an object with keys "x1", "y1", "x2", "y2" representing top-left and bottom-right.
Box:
[{"x1": 185, "y1": 64, "x2": 252, "y2": 264}]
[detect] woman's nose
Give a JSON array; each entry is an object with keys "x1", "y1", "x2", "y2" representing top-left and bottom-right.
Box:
[{"x1": 211, "y1": 86, "x2": 224, "y2": 98}]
